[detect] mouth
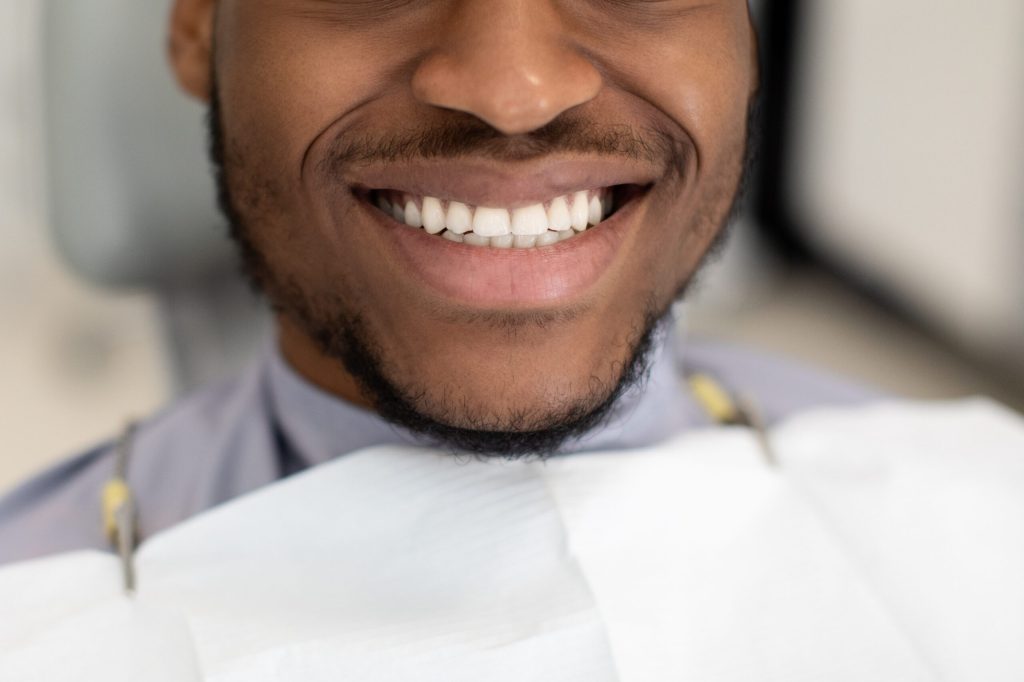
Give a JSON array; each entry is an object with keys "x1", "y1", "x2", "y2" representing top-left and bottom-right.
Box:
[
  {"x1": 355, "y1": 184, "x2": 647, "y2": 249},
  {"x1": 344, "y1": 159, "x2": 658, "y2": 308}
]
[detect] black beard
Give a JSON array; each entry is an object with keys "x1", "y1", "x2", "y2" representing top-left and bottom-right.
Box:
[
  {"x1": 206, "y1": 84, "x2": 754, "y2": 458},
  {"x1": 295, "y1": 299, "x2": 667, "y2": 459}
]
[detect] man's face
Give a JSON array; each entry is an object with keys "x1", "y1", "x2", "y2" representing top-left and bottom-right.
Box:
[{"x1": 171, "y1": 0, "x2": 757, "y2": 454}]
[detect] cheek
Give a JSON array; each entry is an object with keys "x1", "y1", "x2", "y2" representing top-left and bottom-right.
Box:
[
  {"x1": 623, "y1": 35, "x2": 753, "y2": 286},
  {"x1": 643, "y1": 61, "x2": 751, "y2": 174},
  {"x1": 214, "y1": 12, "x2": 407, "y2": 199},
  {"x1": 591, "y1": 9, "x2": 755, "y2": 168},
  {"x1": 213, "y1": 15, "x2": 404, "y2": 284}
]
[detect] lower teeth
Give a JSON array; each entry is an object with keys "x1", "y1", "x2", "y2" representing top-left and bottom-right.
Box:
[{"x1": 437, "y1": 230, "x2": 573, "y2": 248}]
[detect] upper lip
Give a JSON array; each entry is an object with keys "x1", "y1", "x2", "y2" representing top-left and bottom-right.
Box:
[{"x1": 344, "y1": 156, "x2": 659, "y2": 208}]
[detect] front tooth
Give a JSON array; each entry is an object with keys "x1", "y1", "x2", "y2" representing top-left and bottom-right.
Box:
[
  {"x1": 446, "y1": 201, "x2": 472, "y2": 234},
  {"x1": 473, "y1": 207, "x2": 511, "y2": 237},
  {"x1": 404, "y1": 199, "x2": 422, "y2": 228},
  {"x1": 491, "y1": 234, "x2": 514, "y2": 249},
  {"x1": 463, "y1": 232, "x2": 490, "y2": 247},
  {"x1": 548, "y1": 196, "x2": 572, "y2": 232},
  {"x1": 588, "y1": 195, "x2": 603, "y2": 226},
  {"x1": 443, "y1": 231, "x2": 464, "y2": 243},
  {"x1": 511, "y1": 204, "x2": 548, "y2": 236},
  {"x1": 536, "y1": 231, "x2": 560, "y2": 247},
  {"x1": 513, "y1": 234, "x2": 538, "y2": 248},
  {"x1": 571, "y1": 191, "x2": 590, "y2": 232},
  {"x1": 421, "y1": 197, "x2": 446, "y2": 234},
  {"x1": 558, "y1": 229, "x2": 575, "y2": 242}
]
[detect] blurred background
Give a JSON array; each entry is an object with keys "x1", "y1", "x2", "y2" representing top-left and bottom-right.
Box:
[{"x1": 1, "y1": 0, "x2": 1022, "y2": 493}]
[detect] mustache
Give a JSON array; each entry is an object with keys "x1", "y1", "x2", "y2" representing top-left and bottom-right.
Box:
[{"x1": 317, "y1": 110, "x2": 689, "y2": 177}]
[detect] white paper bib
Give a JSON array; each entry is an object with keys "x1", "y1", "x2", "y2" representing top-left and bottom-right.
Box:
[{"x1": 2, "y1": 398, "x2": 1023, "y2": 681}]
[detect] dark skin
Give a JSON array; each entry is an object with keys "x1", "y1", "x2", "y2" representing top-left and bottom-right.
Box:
[{"x1": 169, "y1": 0, "x2": 757, "y2": 444}]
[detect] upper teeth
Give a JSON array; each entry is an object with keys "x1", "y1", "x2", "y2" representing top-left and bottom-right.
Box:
[{"x1": 374, "y1": 189, "x2": 614, "y2": 248}]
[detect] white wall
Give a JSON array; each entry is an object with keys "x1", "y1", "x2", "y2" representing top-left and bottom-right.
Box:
[{"x1": 790, "y1": 0, "x2": 1024, "y2": 371}]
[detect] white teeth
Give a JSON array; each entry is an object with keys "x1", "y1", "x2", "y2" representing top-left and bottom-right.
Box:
[
  {"x1": 404, "y1": 199, "x2": 422, "y2": 228},
  {"x1": 463, "y1": 232, "x2": 490, "y2": 247},
  {"x1": 446, "y1": 201, "x2": 473, "y2": 235},
  {"x1": 491, "y1": 234, "x2": 514, "y2": 249},
  {"x1": 547, "y1": 196, "x2": 572, "y2": 232},
  {"x1": 511, "y1": 204, "x2": 549, "y2": 236},
  {"x1": 376, "y1": 188, "x2": 618, "y2": 248},
  {"x1": 536, "y1": 231, "x2": 560, "y2": 247},
  {"x1": 421, "y1": 196, "x2": 446, "y2": 234},
  {"x1": 473, "y1": 207, "x2": 511, "y2": 237},
  {"x1": 588, "y1": 195, "x2": 603, "y2": 226},
  {"x1": 571, "y1": 191, "x2": 590, "y2": 232}
]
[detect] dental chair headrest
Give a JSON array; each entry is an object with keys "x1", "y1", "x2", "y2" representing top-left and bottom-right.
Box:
[{"x1": 43, "y1": 0, "x2": 231, "y2": 288}]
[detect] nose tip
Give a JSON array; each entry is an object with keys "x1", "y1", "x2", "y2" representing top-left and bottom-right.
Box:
[
  {"x1": 410, "y1": 3, "x2": 603, "y2": 136},
  {"x1": 413, "y1": 55, "x2": 601, "y2": 136}
]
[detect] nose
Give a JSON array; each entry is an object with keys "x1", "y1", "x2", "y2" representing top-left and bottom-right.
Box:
[{"x1": 411, "y1": 0, "x2": 603, "y2": 135}]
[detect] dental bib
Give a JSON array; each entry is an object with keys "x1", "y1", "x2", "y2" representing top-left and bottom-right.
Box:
[{"x1": 2, "y1": 399, "x2": 1023, "y2": 681}]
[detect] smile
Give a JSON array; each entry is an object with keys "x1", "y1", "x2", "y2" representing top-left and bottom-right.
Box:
[
  {"x1": 363, "y1": 184, "x2": 646, "y2": 249},
  {"x1": 346, "y1": 160, "x2": 658, "y2": 308}
]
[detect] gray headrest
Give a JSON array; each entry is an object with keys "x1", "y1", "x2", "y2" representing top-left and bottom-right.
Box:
[{"x1": 43, "y1": 0, "x2": 232, "y2": 288}]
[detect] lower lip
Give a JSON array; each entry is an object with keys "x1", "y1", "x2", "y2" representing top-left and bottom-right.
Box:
[{"x1": 358, "y1": 193, "x2": 642, "y2": 309}]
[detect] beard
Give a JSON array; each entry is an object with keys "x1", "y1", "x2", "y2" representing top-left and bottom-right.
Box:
[{"x1": 206, "y1": 85, "x2": 754, "y2": 459}]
